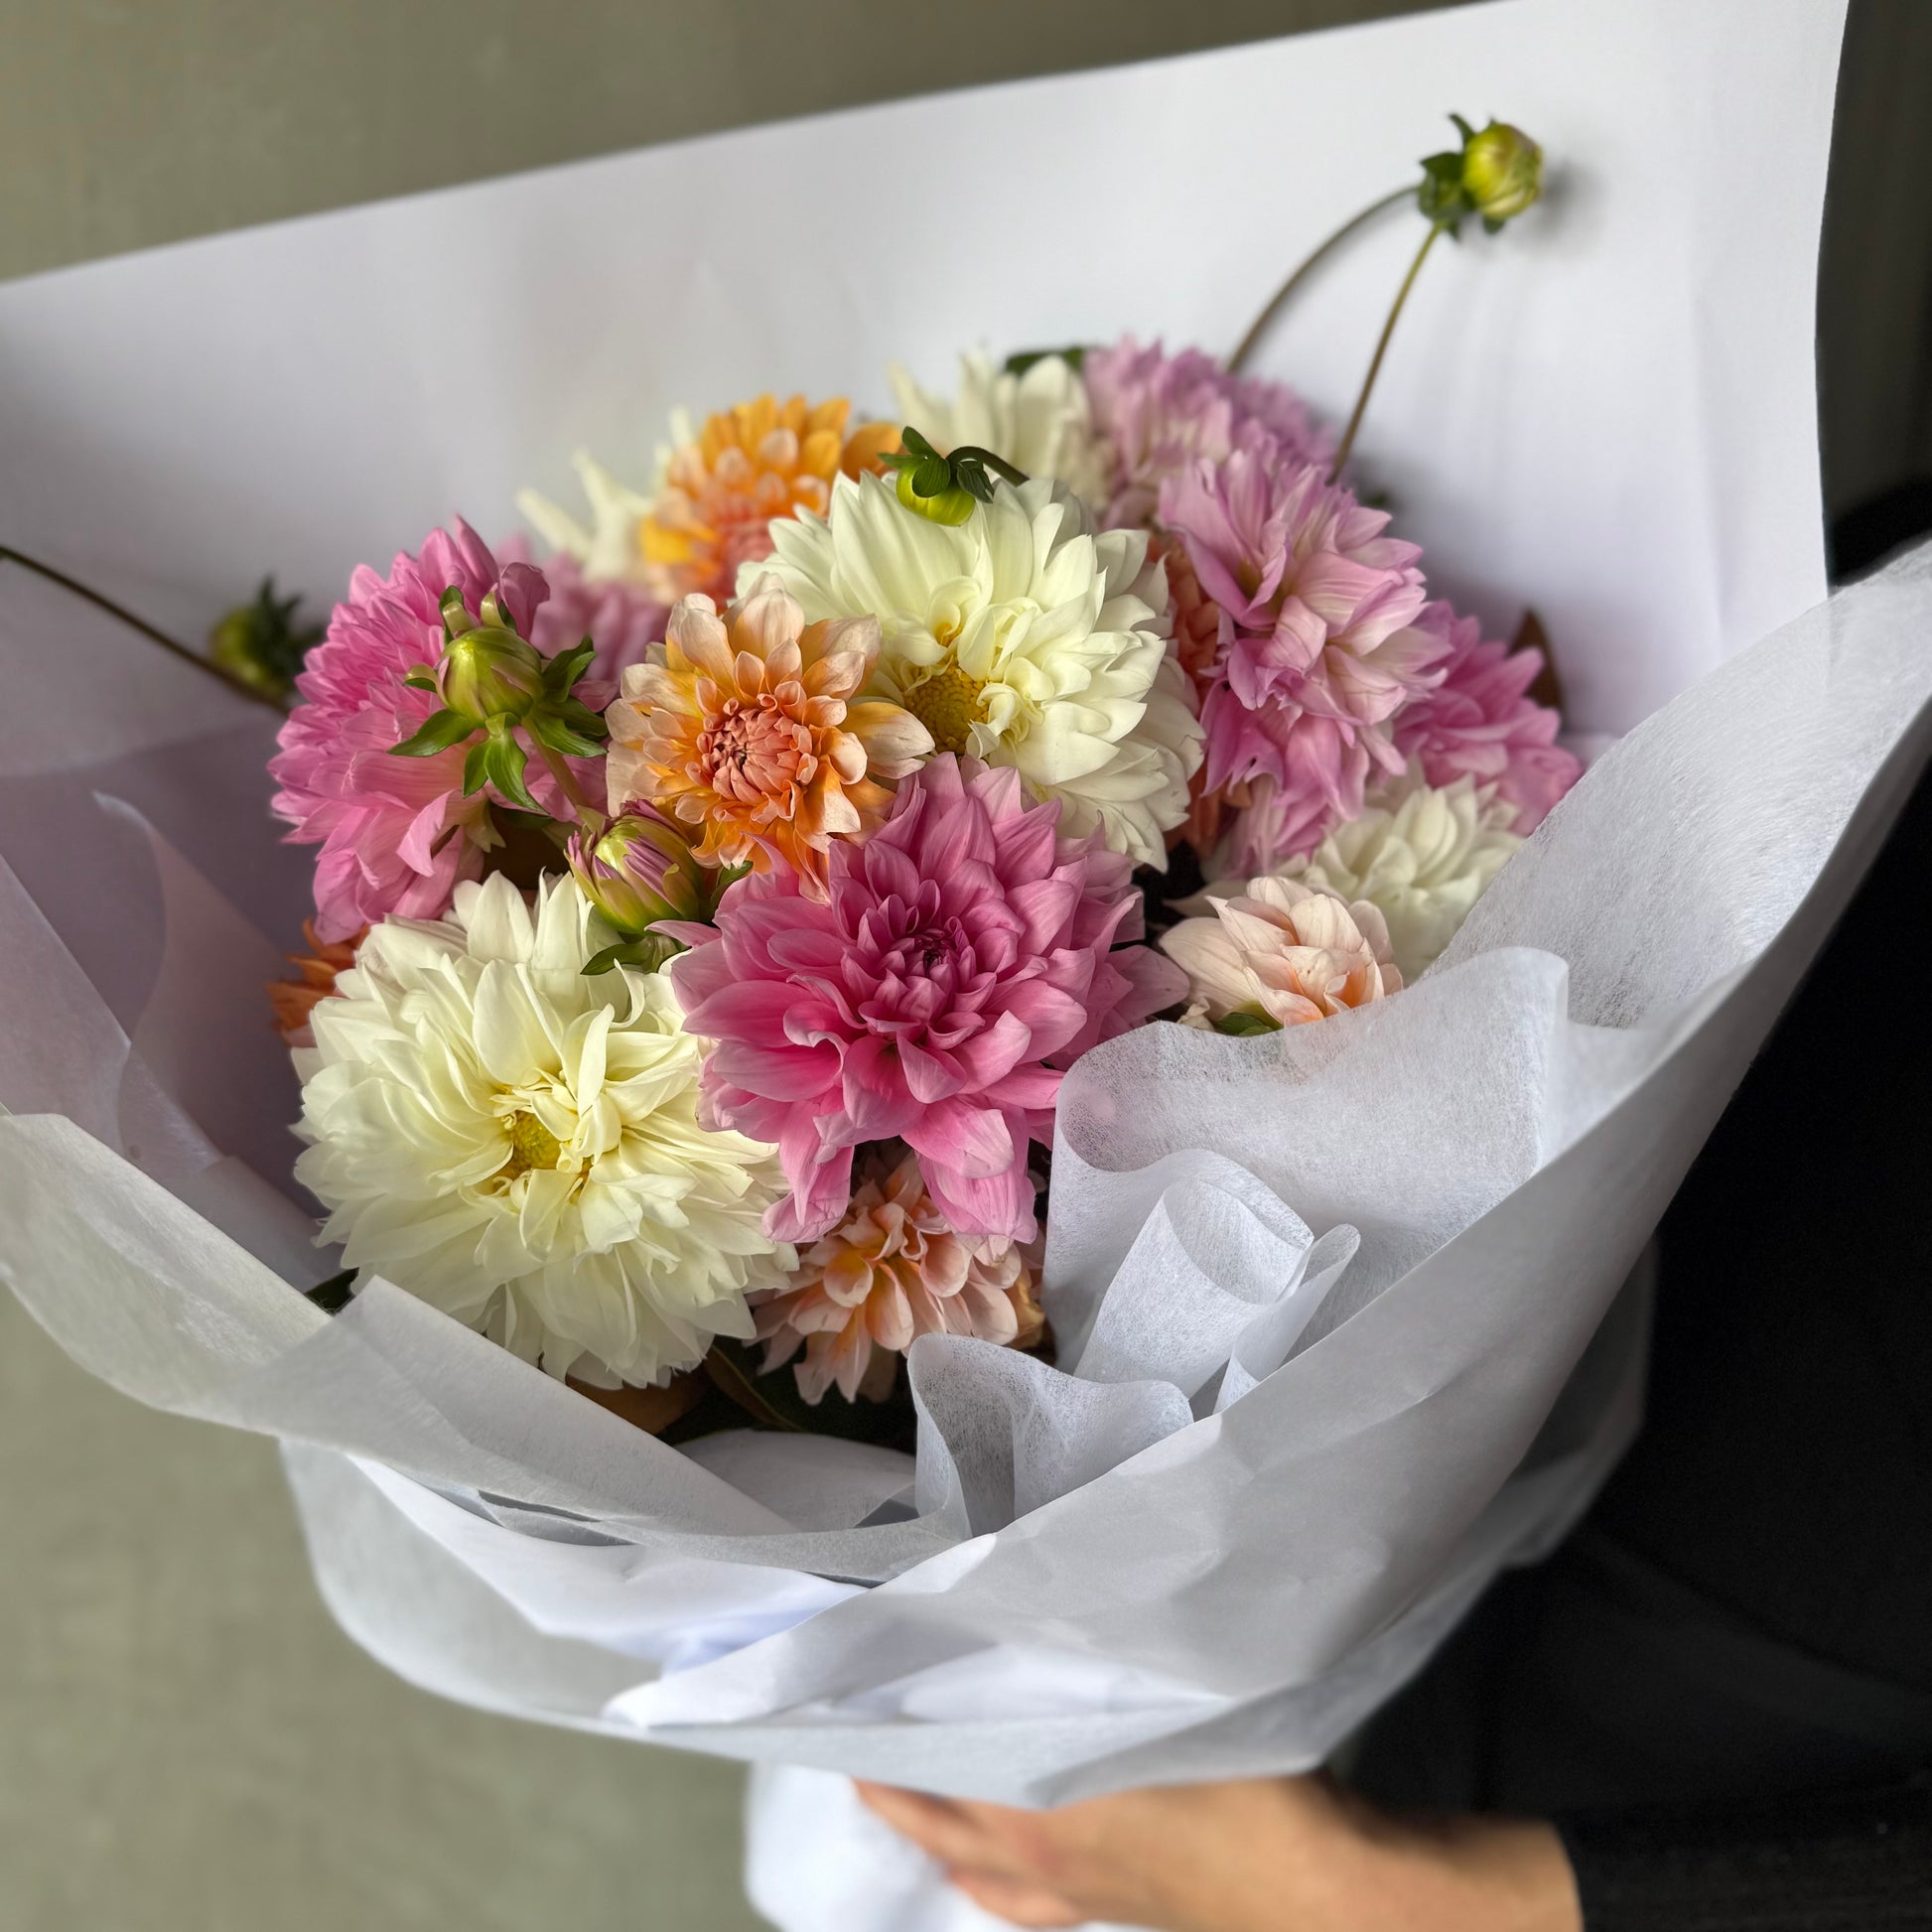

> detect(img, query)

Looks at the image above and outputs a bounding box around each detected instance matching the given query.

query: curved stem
[952,445,1030,486]
[1328,219,1447,482]
[1226,186,1414,376]
[0,543,288,713]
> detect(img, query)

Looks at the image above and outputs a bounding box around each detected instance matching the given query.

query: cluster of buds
[1420,114,1544,235]
[568,803,740,976]
[389,582,607,811]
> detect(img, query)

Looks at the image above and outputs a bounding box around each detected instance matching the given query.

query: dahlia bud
[1460,119,1542,225]
[894,466,978,527]
[208,577,322,700]
[1420,113,1544,235]
[436,588,546,724]
[568,805,709,941]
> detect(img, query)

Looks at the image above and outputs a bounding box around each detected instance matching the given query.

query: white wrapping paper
[0,0,1887,1925]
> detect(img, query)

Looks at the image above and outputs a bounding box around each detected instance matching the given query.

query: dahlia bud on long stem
[1326,112,1545,480]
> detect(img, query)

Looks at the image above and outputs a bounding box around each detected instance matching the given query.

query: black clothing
[1353,717,1932,1921]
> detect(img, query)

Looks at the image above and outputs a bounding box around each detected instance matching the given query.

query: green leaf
[899,425,938,459]
[1214,1010,1284,1037]
[911,456,952,499]
[390,707,477,758]
[400,664,440,692]
[462,738,491,795]
[959,464,996,504]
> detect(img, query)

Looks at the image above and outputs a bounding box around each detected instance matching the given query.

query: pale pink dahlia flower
[670,755,1187,1246]
[753,1147,1042,1404]
[272,522,591,943]
[1161,875,1402,1031]
[1393,605,1581,833]
[1163,450,1445,865]
[1083,338,1334,531]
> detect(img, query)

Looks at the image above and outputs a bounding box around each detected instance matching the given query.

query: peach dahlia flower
[642,394,898,605]
[754,1148,1043,1404]
[1160,874,1402,1031]
[605,577,932,898]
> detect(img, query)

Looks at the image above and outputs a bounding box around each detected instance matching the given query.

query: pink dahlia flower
[1083,337,1334,531]
[511,544,667,686]
[1393,606,1581,833]
[670,755,1187,1246]
[1163,451,1444,863]
[754,1146,1043,1404]
[272,521,588,943]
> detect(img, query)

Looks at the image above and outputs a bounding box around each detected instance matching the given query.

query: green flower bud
[207,577,322,701]
[1460,118,1542,225]
[437,588,545,724]
[895,465,979,527]
[1420,114,1545,236]
[567,805,710,939]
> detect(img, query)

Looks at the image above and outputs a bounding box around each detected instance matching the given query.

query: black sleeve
[1558,1773,1932,1930]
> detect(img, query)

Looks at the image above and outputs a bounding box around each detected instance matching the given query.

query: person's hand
[856,1772,1582,1932]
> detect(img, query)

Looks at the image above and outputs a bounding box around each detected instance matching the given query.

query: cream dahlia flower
[293,872,791,1389]
[516,452,657,588]
[1255,773,1521,983]
[1160,875,1401,1031]
[890,350,1114,508]
[750,471,1202,866]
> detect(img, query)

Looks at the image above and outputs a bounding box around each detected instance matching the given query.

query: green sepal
[1214,1010,1284,1037]
[477,723,541,811]
[541,635,598,697]
[401,664,439,692]
[582,931,684,978]
[527,718,606,762]
[390,706,478,758]
[439,586,478,638]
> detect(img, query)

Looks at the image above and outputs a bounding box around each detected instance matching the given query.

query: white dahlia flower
[293,872,790,1389]
[515,451,655,587]
[749,471,1201,866]
[889,350,1116,509]
[1243,772,1522,982]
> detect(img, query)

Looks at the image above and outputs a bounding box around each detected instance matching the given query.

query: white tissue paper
[0,0,1899,1927]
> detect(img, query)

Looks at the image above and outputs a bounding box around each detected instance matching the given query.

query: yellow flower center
[904,664,986,757]
[498,1109,564,1180]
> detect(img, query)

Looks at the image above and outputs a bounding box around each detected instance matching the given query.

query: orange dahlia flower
[641,394,898,605]
[268,921,363,1046]
[605,577,932,898]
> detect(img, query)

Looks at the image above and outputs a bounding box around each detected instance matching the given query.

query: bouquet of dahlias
[267,240,1585,1435]
[0,4,1904,1926]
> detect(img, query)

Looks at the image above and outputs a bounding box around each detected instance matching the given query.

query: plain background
[2,3,1928,1928]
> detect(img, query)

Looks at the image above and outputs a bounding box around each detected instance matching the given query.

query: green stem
[0,543,288,713]
[951,445,1030,486]
[1328,219,1447,482]
[1226,186,1415,376]
[534,738,600,831]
